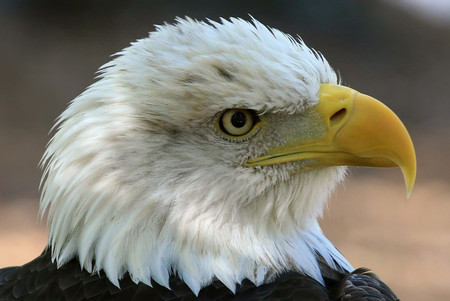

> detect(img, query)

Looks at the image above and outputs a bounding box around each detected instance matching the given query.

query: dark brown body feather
[0,250,398,301]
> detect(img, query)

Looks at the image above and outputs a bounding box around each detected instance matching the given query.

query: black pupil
[231,112,247,128]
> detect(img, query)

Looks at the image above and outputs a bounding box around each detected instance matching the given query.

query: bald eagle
[0,18,415,300]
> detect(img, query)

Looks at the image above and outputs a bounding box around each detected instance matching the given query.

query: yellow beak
[245,84,416,197]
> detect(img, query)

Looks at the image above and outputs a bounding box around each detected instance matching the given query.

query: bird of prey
[0,17,416,300]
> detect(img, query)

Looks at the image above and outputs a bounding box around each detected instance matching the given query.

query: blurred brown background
[1,1,449,300]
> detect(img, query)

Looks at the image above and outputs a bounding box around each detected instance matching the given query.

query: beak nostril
[330,108,347,127]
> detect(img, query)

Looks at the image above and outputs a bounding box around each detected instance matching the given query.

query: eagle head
[39,17,416,294]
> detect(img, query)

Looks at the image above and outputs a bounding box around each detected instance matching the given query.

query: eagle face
[40,18,415,294]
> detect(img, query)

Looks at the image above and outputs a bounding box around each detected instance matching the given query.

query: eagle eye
[219,109,258,137]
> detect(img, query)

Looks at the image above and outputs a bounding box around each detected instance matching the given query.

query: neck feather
[41,165,351,294]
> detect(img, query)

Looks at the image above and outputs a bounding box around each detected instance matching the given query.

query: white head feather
[40,17,352,294]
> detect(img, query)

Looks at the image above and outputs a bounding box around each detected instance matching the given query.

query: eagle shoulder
[330,268,399,301]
